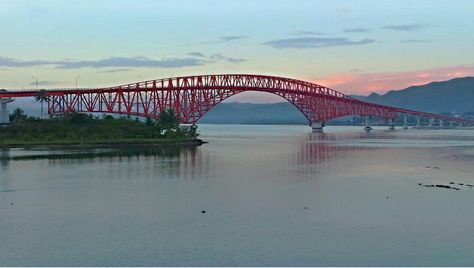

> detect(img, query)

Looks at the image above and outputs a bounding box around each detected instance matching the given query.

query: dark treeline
[1,108,198,146]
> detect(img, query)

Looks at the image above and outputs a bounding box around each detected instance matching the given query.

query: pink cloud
[311,65,474,95]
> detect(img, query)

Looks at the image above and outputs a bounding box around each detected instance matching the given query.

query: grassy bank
[0,110,201,147]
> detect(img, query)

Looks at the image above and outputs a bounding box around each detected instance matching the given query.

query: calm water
[1,125,474,266]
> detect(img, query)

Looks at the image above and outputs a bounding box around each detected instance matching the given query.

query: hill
[362,77,474,114]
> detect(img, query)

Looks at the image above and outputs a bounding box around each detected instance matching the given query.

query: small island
[0,108,202,148]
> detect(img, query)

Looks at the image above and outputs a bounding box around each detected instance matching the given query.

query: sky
[0,0,473,102]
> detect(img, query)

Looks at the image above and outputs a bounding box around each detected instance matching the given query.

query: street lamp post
[75,75,81,89]
[31,76,38,90]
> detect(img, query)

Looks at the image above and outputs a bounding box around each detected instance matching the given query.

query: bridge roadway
[0,74,472,130]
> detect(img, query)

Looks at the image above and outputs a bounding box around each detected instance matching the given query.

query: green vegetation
[35,89,51,119]
[0,109,200,147]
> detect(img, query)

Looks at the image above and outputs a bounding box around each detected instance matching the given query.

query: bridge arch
[46,74,399,125]
[193,90,313,124]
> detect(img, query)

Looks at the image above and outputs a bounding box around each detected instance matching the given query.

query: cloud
[344,28,372,33]
[194,35,246,45]
[0,56,204,69]
[187,52,245,63]
[0,54,245,70]
[187,52,206,57]
[312,65,474,94]
[29,80,57,86]
[56,57,204,69]
[382,24,428,31]
[290,31,325,36]
[0,57,56,67]
[97,68,134,73]
[210,54,245,63]
[400,39,432,43]
[334,7,351,13]
[263,37,375,49]
[220,36,245,42]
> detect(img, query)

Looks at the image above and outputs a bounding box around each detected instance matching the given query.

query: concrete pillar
[416,116,421,129]
[439,119,444,128]
[0,98,14,124]
[388,118,395,130]
[449,121,454,128]
[311,121,324,132]
[364,116,372,131]
[403,115,408,129]
[428,118,434,127]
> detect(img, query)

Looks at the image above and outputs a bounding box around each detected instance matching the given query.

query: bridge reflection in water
[0,130,395,184]
[1,127,459,187]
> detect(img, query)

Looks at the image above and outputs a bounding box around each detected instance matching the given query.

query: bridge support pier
[439,119,444,129]
[428,118,434,127]
[403,115,408,130]
[388,119,395,130]
[364,116,372,131]
[311,121,324,132]
[0,98,14,124]
[415,116,421,129]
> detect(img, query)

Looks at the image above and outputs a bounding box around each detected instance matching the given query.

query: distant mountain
[362,77,474,114]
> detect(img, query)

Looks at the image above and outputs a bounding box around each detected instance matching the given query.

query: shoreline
[0,138,206,149]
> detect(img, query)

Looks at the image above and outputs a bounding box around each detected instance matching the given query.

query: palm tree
[34,89,50,119]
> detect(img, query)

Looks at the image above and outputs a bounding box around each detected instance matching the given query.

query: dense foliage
[0,109,198,145]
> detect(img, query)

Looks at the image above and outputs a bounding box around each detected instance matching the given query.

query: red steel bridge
[0,74,471,129]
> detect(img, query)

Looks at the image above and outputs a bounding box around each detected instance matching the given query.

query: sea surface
[1,125,474,266]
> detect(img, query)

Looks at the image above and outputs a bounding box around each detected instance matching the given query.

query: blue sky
[0,0,473,100]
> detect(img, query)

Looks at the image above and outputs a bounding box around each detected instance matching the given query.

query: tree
[145,117,154,126]
[158,109,178,128]
[34,89,51,119]
[9,108,27,122]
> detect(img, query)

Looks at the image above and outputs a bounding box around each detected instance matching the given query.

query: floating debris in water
[304,206,308,210]
[419,178,474,191]
[201,210,206,214]
[419,183,460,190]
[424,166,440,169]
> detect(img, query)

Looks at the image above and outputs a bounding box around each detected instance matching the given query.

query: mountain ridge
[362,76,474,113]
